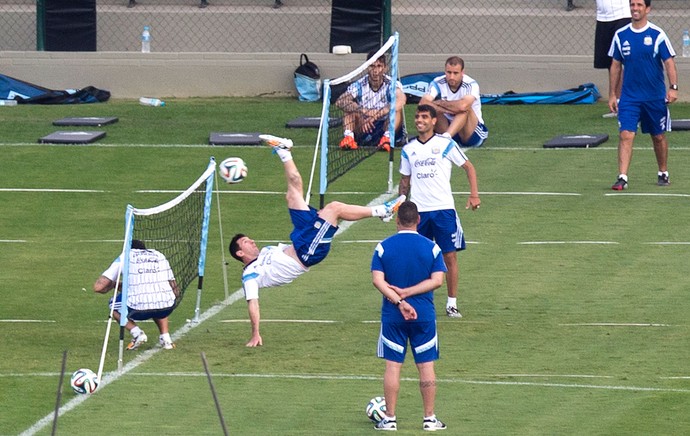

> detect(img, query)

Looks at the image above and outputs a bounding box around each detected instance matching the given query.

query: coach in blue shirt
[370,200,448,431]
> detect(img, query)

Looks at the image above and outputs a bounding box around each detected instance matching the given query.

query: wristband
[396,299,404,306]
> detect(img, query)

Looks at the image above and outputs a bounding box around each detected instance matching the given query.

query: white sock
[447,297,457,308]
[343,130,354,137]
[275,148,293,163]
[160,333,171,343]
[131,326,143,338]
[658,171,668,177]
[618,174,628,182]
[371,204,388,217]
[424,415,437,421]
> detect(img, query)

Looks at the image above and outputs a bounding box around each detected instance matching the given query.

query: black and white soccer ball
[219,157,248,184]
[70,368,99,394]
[366,396,387,423]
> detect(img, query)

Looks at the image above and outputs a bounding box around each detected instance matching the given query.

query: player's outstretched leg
[259,134,293,150]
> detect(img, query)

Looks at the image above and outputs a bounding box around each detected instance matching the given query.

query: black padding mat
[53,117,119,126]
[209,132,262,145]
[286,116,342,128]
[543,133,608,148]
[671,119,690,131]
[39,131,106,144]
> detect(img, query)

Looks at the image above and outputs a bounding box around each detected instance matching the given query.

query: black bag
[295,53,320,79]
[294,54,322,102]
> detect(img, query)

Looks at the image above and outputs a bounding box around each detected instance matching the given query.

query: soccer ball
[366,396,387,423]
[219,157,248,184]
[70,368,99,394]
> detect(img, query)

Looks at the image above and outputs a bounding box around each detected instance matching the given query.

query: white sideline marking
[605,193,690,198]
[0,188,106,193]
[0,319,55,323]
[473,191,581,196]
[220,319,338,323]
[21,193,397,435]
[10,371,690,393]
[0,239,27,243]
[643,242,690,245]
[518,241,619,245]
[559,323,672,327]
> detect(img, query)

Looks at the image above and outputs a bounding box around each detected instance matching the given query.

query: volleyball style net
[307,33,402,207]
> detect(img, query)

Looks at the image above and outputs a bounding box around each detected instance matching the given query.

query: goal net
[309,32,403,207]
[119,157,215,324]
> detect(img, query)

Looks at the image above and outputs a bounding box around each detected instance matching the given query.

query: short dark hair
[229,233,246,262]
[445,56,464,70]
[397,201,419,227]
[131,239,146,250]
[367,49,386,65]
[416,104,437,118]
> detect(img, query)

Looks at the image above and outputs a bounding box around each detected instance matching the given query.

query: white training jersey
[102,248,176,311]
[596,0,631,22]
[399,134,469,212]
[426,73,484,124]
[345,75,402,110]
[241,244,309,301]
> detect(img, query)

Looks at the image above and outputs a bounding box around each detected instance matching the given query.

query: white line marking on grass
[138,190,286,195]
[489,374,613,379]
[473,191,581,196]
[605,193,690,198]
[643,242,690,245]
[0,319,55,323]
[518,241,619,245]
[559,323,672,327]
[0,239,27,243]
[119,372,690,394]
[219,319,338,323]
[0,188,106,193]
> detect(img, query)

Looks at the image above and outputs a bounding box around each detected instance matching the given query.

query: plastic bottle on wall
[139,97,165,107]
[683,30,690,57]
[141,26,151,53]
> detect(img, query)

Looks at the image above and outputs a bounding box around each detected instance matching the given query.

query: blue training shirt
[609,22,675,102]
[371,230,447,323]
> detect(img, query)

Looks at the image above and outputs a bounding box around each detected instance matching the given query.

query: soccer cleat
[339,135,359,150]
[126,332,147,350]
[381,195,406,222]
[602,111,617,119]
[160,338,176,350]
[611,177,627,191]
[378,135,391,152]
[423,417,447,431]
[446,306,462,318]
[657,173,670,186]
[374,417,397,431]
[259,134,293,150]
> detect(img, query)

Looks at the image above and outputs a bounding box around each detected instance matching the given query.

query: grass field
[1,98,690,435]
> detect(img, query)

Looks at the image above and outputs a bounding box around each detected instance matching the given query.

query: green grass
[1,98,690,435]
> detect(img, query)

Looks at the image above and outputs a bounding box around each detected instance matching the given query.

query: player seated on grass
[93,239,180,350]
[419,56,488,148]
[335,50,407,152]
[229,134,406,347]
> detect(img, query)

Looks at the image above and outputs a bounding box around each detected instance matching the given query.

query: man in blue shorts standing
[608,0,678,190]
[399,104,480,318]
[371,200,447,431]
[230,134,405,347]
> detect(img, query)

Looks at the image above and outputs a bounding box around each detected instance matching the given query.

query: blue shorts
[452,122,488,148]
[289,206,338,267]
[618,99,671,136]
[109,294,174,321]
[377,320,439,364]
[418,209,466,253]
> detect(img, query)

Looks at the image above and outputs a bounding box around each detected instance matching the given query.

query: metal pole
[36,0,45,51]
[382,0,392,42]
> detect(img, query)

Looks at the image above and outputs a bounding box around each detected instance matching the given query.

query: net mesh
[120,159,215,320]
[317,33,401,196]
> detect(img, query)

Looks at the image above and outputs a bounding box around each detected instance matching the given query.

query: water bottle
[139,97,165,107]
[141,26,151,53]
[683,30,690,57]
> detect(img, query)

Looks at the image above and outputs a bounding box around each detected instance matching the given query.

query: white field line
[20,192,398,436]
[605,193,690,198]
[10,371,688,394]
[0,319,55,323]
[0,188,106,193]
[518,241,619,245]
[0,239,27,243]
[559,323,673,327]
[220,319,338,323]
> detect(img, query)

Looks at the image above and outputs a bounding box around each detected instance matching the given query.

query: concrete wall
[0,51,687,101]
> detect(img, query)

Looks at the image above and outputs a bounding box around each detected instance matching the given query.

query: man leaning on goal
[229,134,405,347]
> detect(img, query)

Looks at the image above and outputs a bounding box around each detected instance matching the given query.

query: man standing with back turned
[608,0,677,190]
